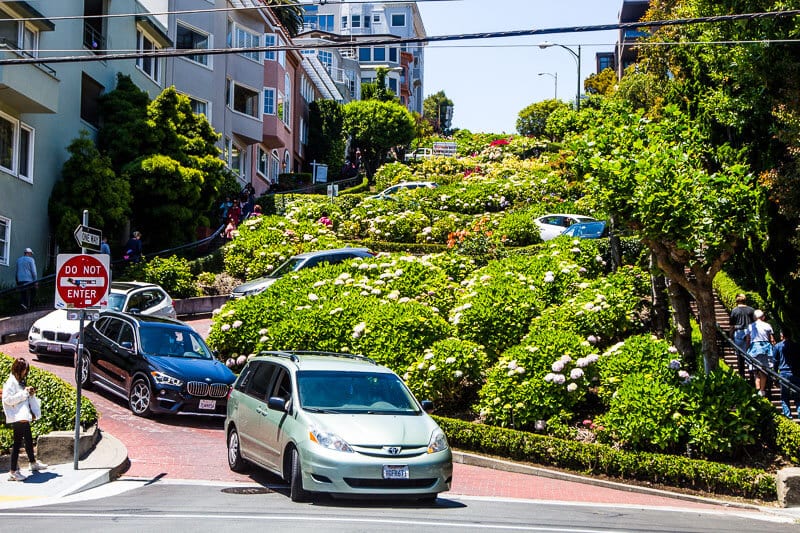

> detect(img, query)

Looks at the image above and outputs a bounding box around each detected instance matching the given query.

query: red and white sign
[55,254,110,309]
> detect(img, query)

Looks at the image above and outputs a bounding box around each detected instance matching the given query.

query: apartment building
[595,0,651,78]
[0,0,169,286]
[300,1,426,114]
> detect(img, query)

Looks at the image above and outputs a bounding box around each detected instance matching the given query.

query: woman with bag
[2,357,47,481]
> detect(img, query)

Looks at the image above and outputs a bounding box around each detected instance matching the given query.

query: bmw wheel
[289,448,311,503]
[129,377,153,417]
[227,428,248,473]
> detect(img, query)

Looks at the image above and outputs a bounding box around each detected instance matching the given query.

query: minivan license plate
[199,399,216,410]
[382,465,409,480]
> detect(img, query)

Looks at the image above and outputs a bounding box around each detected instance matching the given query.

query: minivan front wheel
[289,448,311,503]
[129,378,153,417]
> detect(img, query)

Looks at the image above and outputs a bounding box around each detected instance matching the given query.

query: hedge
[434,416,776,500]
[775,415,800,464]
[713,271,765,312]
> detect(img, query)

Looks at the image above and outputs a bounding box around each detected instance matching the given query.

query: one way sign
[73,225,102,252]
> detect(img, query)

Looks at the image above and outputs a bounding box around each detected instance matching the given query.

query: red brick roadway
[1,318,738,511]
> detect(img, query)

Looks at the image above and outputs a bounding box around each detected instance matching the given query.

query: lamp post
[538,42,581,110]
[537,72,557,100]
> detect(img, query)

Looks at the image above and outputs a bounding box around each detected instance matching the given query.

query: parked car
[534,214,598,241]
[367,181,438,200]
[560,220,608,239]
[28,281,175,360]
[77,311,236,417]
[225,351,453,502]
[230,247,376,299]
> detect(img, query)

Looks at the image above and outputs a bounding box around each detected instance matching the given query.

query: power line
[1,9,799,66]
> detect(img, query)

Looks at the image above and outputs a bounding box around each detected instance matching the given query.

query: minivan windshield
[297,371,421,414]
[270,257,305,278]
[139,326,214,359]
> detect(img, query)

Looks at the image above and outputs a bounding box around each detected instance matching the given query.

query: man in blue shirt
[774,331,800,419]
[15,247,37,310]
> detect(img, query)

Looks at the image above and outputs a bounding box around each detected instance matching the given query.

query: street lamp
[537,72,557,100]
[538,42,581,110]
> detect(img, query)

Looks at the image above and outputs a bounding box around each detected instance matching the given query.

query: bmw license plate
[382,465,409,480]
[47,343,61,353]
[198,399,216,410]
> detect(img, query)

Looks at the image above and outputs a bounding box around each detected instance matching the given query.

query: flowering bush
[594,335,677,404]
[373,161,414,192]
[404,338,487,412]
[446,215,508,265]
[364,209,431,243]
[496,206,544,246]
[132,255,198,298]
[476,327,595,429]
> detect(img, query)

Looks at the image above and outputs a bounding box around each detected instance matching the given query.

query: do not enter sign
[55,254,110,309]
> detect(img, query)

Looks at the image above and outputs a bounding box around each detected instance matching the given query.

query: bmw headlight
[150,371,183,387]
[309,426,353,453]
[30,326,40,335]
[427,430,449,454]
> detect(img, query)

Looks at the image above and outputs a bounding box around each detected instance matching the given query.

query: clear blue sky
[417,0,625,134]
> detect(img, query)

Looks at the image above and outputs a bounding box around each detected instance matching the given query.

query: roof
[252,351,392,373]
[302,55,345,102]
[99,310,183,327]
[110,281,159,293]
[292,247,373,259]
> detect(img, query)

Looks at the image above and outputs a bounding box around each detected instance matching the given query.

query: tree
[49,132,132,251]
[307,99,346,178]
[343,99,416,181]
[516,99,569,138]
[123,88,234,250]
[571,102,767,373]
[423,91,454,134]
[361,67,396,103]
[262,0,304,37]
[97,73,150,173]
[584,67,618,96]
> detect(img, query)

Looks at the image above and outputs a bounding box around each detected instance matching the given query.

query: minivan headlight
[151,371,183,387]
[428,430,449,454]
[309,427,353,453]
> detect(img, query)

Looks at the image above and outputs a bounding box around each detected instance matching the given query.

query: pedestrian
[124,231,143,263]
[729,293,755,354]
[774,331,800,419]
[745,309,776,397]
[246,204,262,220]
[223,216,237,240]
[100,236,111,257]
[229,199,242,227]
[15,247,37,311]
[317,211,332,228]
[2,357,48,481]
[219,196,233,225]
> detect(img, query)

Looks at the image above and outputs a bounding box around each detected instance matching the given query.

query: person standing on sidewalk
[2,357,47,481]
[729,293,755,354]
[14,247,37,311]
[745,309,776,397]
[774,331,800,419]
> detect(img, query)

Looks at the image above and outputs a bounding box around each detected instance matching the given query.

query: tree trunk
[694,287,720,373]
[668,280,694,367]
[650,258,669,338]
[609,215,622,272]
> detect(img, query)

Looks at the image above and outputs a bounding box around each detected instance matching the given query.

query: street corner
[0,463,113,509]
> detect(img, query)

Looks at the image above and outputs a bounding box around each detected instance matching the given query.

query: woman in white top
[2,357,47,481]
[746,310,776,397]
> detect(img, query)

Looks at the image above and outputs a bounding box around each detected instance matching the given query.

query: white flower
[445,357,456,364]
[429,364,437,372]
[221,324,231,332]
[424,351,435,360]
[544,373,555,382]
[567,383,578,392]
[308,293,319,302]
[543,272,555,283]
[507,360,518,370]
[454,370,464,378]
[551,360,565,372]
[259,328,268,335]
[678,370,690,380]
[570,368,584,380]
[387,290,400,300]
[515,366,525,374]
[259,336,268,343]
[669,359,681,370]
[313,280,326,288]
[232,320,243,328]
[329,307,343,315]
[668,346,679,354]
[553,373,566,384]
[586,335,598,344]
[352,322,367,338]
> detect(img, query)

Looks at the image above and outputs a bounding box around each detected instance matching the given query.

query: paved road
[0,318,781,515]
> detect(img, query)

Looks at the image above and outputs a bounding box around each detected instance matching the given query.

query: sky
[417,0,626,134]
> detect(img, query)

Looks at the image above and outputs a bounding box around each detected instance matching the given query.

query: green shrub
[0,354,98,452]
[373,161,414,191]
[404,338,487,412]
[138,255,198,298]
[496,207,544,246]
[595,334,676,404]
[774,414,800,464]
[476,328,595,429]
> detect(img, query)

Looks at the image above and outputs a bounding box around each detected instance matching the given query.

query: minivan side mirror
[420,400,435,414]
[120,341,134,351]
[268,396,288,412]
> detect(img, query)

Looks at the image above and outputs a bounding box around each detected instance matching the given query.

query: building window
[263,87,276,115]
[319,50,332,69]
[264,33,275,61]
[0,19,39,58]
[176,23,210,66]
[277,35,286,67]
[319,14,334,32]
[271,150,280,183]
[228,80,260,118]
[80,73,104,127]
[352,15,361,28]
[364,16,370,29]
[187,96,209,119]
[136,30,161,83]
[257,146,268,177]
[282,73,291,127]
[0,111,33,183]
[359,47,370,62]
[0,216,9,266]
[389,77,397,93]
[225,137,244,177]
[389,47,397,63]
[283,150,291,173]
[391,13,406,27]
[373,47,385,62]
[228,22,261,62]
[300,118,308,146]
[341,16,347,29]
[83,0,106,54]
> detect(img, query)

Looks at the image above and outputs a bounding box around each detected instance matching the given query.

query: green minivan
[225,351,453,502]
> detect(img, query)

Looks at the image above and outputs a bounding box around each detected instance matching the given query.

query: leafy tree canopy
[423,90,454,134]
[584,67,618,97]
[516,99,570,138]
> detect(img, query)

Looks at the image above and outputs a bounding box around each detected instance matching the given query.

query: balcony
[0,45,58,113]
[83,22,105,55]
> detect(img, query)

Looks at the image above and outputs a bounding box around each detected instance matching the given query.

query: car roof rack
[258,350,376,365]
